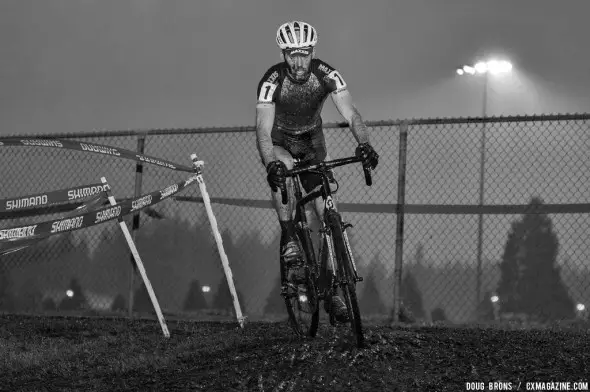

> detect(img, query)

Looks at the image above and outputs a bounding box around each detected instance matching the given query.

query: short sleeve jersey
[256,59,347,135]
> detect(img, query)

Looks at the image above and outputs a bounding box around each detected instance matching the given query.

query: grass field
[1,313,588,391]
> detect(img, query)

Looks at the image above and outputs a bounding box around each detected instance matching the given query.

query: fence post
[392,121,408,323]
[127,133,146,318]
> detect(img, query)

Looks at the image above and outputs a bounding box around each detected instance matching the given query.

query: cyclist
[255,21,379,323]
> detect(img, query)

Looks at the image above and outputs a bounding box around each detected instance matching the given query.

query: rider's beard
[290,66,310,80]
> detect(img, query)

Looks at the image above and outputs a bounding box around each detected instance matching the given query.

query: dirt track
[0,314,588,391]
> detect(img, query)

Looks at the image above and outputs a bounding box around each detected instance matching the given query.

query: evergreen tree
[0,264,13,311]
[183,279,208,311]
[359,262,387,315]
[133,282,153,313]
[431,306,448,322]
[111,294,126,312]
[263,278,286,315]
[60,277,88,311]
[400,270,425,319]
[212,275,245,316]
[476,290,496,321]
[42,297,57,311]
[497,197,575,321]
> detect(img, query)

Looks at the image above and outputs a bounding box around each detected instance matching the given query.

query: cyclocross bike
[278,155,373,348]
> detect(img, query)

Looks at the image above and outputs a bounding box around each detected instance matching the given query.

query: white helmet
[276,21,318,50]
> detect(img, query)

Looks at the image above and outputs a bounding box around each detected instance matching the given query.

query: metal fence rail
[0,113,588,324]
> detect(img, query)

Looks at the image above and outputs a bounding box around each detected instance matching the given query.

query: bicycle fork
[318,214,363,295]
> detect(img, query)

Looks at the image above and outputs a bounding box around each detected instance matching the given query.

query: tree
[212,275,245,316]
[183,279,208,311]
[132,282,153,313]
[359,262,386,315]
[263,278,286,316]
[60,277,88,311]
[42,297,57,311]
[496,197,575,321]
[400,270,425,320]
[431,306,448,322]
[111,294,126,312]
[0,265,13,311]
[476,290,496,322]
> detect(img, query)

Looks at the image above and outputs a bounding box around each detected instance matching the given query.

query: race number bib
[328,70,346,90]
[258,82,278,103]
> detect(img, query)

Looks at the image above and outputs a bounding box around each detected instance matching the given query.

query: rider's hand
[355,143,379,170]
[266,160,287,192]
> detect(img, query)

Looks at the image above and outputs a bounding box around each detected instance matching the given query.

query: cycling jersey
[257,58,345,193]
[256,58,348,135]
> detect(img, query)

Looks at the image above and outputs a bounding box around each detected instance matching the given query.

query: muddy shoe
[281,239,302,262]
[281,240,305,283]
[324,295,350,323]
[288,263,307,284]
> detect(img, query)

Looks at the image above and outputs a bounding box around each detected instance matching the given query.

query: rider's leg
[269,146,303,265]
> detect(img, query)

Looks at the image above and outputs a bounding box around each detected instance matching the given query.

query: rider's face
[283,48,313,81]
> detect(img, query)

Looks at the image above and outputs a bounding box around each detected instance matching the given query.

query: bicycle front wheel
[283,233,320,338]
[326,211,365,348]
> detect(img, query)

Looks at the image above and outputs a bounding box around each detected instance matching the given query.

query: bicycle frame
[288,157,364,300]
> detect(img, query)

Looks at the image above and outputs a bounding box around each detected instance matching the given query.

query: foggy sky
[2,0,590,136]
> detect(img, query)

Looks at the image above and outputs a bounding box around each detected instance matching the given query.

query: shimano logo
[50,216,84,234]
[160,185,178,199]
[94,206,122,224]
[131,195,152,212]
[80,143,120,156]
[6,195,48,210]
[0,225,37,240]
[68,185,110,200]
[20,139,63,148]
[138,155,176,170]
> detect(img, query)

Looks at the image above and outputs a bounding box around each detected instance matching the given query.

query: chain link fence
[0,114,588,325]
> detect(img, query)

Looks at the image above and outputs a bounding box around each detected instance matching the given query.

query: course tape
[0,192,108,256]
[0,173,200,244]
[173,196,590,214]
[0,182,110,215]
[0,138,195,173]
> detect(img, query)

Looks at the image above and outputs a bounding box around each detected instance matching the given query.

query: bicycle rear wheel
[282,233,320,337]
[326,211,365,348]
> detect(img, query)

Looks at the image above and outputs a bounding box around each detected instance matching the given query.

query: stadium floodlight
[475,62,488,74]
[457,60,512,77]
[66,290,74,297]
[456,57,513,308]
[463,65,476,75]
[202,285,211,293]
[491,295,499,303]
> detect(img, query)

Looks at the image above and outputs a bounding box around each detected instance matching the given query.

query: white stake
[101,177,170,338]
[190,154,245,328]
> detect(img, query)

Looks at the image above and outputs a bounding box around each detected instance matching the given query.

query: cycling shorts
[271,125,335,194]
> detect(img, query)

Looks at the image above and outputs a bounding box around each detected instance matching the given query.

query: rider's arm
[331,89,370,145]
[256,103,277,166]
[256,67,280,166]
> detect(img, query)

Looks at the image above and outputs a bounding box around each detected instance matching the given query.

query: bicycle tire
[283,232,320,338]
[326,211,365,348]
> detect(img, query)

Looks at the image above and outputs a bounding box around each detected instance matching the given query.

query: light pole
[456,60,512,314]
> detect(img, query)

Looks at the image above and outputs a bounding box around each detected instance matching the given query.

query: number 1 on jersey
[258,82,278,103]
[328,70,346,90]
